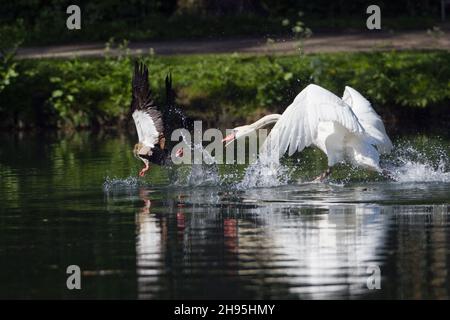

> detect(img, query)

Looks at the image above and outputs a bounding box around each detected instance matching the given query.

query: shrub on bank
[0,50,449,129]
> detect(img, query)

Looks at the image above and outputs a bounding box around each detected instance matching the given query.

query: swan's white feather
[258,84,394,171]
[342,86,393,154]
[264,84,365,159]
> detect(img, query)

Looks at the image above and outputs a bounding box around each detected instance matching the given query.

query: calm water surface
[0,132,449,299]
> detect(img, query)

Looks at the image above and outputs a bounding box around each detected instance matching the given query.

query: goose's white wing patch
[132,110,159,148]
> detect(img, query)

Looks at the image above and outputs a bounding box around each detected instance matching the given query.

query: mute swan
[131,62,184,177]
[222,84,393,181]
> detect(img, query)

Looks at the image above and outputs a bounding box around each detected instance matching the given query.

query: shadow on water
[0,132,449,299]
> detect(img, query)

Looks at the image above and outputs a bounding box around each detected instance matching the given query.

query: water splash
[236,158,291,189]
[384,142,450,183]
[186,141,220,186]
[187,164,220,186]
[390,160,450,183]
[103,176,140,192]
[170,129,221,187]
[237,138,450,188]
[103,138,450,191]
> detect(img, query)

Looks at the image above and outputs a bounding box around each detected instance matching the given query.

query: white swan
[222,84,393,180]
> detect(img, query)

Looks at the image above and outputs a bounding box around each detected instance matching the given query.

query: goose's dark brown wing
[161,73,189,147]
[131,61,164,147]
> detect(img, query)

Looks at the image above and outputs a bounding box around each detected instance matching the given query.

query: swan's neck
[248,114,281,130]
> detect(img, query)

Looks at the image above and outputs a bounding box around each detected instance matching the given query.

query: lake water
[0,132,449,299]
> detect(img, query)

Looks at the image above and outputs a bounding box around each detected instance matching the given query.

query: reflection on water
[125,184,449,299]
[0,132,449,299]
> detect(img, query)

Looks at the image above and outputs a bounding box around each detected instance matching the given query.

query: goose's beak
[222,132,236,147]
[139,162,150,177]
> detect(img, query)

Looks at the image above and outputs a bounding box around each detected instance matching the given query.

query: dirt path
[17,31,449,59]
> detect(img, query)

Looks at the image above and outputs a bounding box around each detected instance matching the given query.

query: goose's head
[222,125,254,147]
[134,142,184,177]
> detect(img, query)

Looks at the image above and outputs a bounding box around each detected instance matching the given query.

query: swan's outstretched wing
[342,86,392,154]
[262,84,365,159]
[131,62,164,148]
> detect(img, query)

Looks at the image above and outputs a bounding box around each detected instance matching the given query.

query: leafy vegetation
[0,50,449,130]
[0,21,25,93]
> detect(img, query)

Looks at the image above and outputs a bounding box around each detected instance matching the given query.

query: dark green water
[0,132,449,299]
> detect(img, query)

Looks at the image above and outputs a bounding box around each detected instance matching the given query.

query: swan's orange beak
[222,132,235,144]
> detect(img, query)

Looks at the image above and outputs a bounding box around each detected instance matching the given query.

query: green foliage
[0,50,449,129]
[304,51,450,108]
[0,20,25,92]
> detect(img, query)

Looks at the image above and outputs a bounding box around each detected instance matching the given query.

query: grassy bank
[1,50,449,133]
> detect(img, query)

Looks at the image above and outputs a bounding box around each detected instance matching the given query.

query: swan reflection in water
[132,185,396,299]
